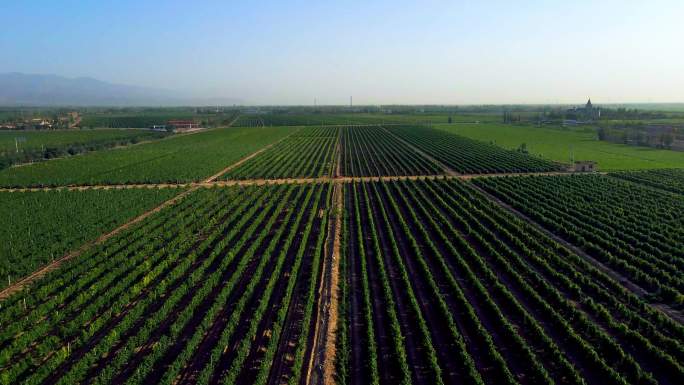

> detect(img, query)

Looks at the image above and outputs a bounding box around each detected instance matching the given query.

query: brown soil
[0,171,604,193]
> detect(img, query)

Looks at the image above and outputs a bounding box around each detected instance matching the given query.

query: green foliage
[610,169,684,194]
[0,129,168,169]
[476,174,684,304]
[0,187,179,289]
[340,126,443,176]
[391,125,561,173]
[0,126,296,187]
[221,126,337,179]
[437,122,684,170]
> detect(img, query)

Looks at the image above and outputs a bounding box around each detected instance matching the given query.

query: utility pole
[350,96,352,108]
[570,145,574,163]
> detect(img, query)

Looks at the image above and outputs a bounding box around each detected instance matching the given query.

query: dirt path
[469,182,684,324]
[0,171,603,192]
[306,182,343,385]
[379,125,460,176]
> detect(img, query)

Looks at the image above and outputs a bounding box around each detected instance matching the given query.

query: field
[475,175,684,304]
[233,113,457,127]
[609,169,684,194]
[0,121,682,385]
[390,125,561,173]
[0,129,168,169]
[0,188,180,289]
[0,184,332,385]
[0,126,296,187]
[79,111,238,129]
[339,178,683,385]
[436,123,684,170]
[340,126,442,177]
[221,126,337,179]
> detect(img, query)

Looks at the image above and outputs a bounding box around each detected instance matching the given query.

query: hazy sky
[2,0,683,105]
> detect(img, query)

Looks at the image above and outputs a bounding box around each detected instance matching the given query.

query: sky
[1,0,683,105]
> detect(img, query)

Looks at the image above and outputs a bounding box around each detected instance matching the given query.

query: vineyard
[0,129,169,169]
[0,122,682,385]
[475,175,684,304]
[610,169,684,195]
[339,126,442,177]
[0,184,332,385]
[339,178,683,385]
[221,126,338,179]
[0,188,179,289]
[0,126,296,187]
[390,125,562,173]
[233,114,452,127]
[79,113,238,129]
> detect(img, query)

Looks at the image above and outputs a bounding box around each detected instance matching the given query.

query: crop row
[389,125,562,173]
[609,169,684,195]
[221,126,337,179]
[339,125,442,177]
[0,129,168,170]
[0,187,180,290]
[79,113,236,129]
[0,126,296,187]
[475,175,684,304]
[338,178,683,385]
[0,183,332,385]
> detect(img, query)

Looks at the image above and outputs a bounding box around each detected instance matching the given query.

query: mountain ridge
[0,73,243,106]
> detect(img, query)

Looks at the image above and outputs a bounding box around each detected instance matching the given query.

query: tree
[597,127,607,140]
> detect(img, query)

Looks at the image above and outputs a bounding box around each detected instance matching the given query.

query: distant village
[0,111,80,130]
[503,99,684,152]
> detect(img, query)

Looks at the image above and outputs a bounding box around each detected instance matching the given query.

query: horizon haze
[2,0,683,105]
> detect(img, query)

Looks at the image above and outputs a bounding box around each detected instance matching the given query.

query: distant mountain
[0,73,243,106]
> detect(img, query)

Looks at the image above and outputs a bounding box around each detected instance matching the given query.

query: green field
[0,130,169,170]
[79,112,237,129]
[0,129,162,153]
[234,112,500,127]
[0,126,296,187]
[435,123,684,170]
[0,187,180,289]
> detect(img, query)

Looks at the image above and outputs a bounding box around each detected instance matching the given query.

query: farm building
[167,120,200,132]
[570,160,597,172]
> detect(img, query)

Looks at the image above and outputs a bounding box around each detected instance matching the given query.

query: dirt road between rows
[0,171,599,192]
[306,181,343,385]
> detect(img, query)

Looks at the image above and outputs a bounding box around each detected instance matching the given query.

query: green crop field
[0,187,180,289]
[220,126,338,179]
[390,125,561,173]
[233,113,498,127]
[0,129,163,153]
[610,169,684,194]
[0,129,169,169]
[436,123,684,170]
[0,119,681,385]
[0,126,296,187]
